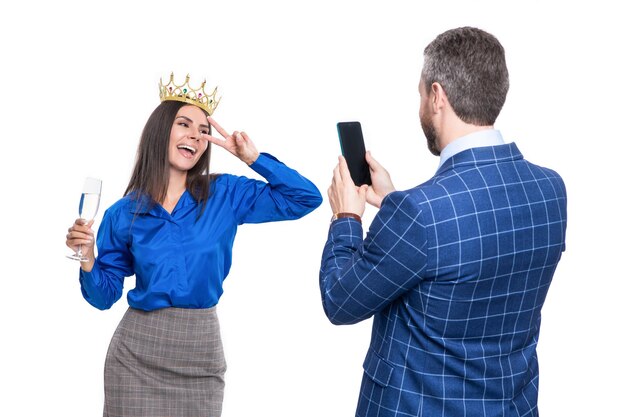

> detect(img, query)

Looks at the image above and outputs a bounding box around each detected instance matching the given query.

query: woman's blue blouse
[79,153,322,311]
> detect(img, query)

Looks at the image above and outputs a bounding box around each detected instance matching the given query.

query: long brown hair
[124,100,216,215]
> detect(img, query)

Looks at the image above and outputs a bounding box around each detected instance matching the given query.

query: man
[320,27,567,417]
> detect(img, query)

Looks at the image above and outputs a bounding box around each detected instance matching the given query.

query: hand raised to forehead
[201,116,259,166]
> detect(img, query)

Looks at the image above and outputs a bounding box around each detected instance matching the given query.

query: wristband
[331,212,362,223]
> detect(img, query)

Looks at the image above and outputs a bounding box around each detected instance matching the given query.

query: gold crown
[159,73,220,116]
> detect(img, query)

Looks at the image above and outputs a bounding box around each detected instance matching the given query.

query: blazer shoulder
[529,162,565,181]
[403,179,454,204]
[523,160,567,196]
[380,184,442,220]
[384,187,429,209]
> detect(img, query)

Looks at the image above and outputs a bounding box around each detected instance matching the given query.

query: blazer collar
[435,142,524,176]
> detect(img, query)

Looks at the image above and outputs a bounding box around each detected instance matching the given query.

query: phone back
[337,121,371,186]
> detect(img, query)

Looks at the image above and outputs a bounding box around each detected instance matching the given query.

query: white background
[1,1,624,416]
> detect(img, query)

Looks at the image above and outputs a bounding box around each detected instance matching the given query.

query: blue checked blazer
[320,143,567,417]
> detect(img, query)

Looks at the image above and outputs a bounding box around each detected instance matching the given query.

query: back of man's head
[422,27,509,126]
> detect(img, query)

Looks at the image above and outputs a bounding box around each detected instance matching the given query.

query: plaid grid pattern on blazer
[320,143,567,417]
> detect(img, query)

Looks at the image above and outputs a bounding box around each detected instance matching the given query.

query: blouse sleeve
[79,206,134,310]
[228,152,322,224]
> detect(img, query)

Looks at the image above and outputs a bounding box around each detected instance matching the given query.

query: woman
[65,75,322,416]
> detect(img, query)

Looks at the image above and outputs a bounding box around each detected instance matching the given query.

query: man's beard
[420,113,440,156]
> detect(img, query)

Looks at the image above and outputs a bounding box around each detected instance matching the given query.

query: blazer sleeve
[319,191,428,325]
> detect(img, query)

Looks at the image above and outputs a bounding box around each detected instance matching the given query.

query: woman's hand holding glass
[66,177,101,268]
[203,116,260,165]
[66,219,96,271]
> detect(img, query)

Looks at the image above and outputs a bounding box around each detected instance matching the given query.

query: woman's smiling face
[168,104,210,174]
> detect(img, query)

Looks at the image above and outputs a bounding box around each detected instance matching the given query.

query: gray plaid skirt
[103,307,227,417]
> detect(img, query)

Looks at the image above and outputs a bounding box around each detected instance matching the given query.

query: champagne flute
[67,177,102,262]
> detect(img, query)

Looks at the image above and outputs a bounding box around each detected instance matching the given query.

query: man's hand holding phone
[328,156,368,217]
[335,120,396,211]
[364,151,395,208]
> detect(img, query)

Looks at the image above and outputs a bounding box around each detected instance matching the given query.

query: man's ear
[430,82,447,114]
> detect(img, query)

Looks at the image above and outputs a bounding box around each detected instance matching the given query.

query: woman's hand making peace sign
[203,116,260,166]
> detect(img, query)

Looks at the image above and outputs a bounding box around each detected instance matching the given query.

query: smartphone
[337,121,371,186]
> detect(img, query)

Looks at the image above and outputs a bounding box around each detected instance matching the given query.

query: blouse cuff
[249,152,280,180]
[79,262,102,292]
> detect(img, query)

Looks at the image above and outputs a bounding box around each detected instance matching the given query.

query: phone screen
[337,121,372,186]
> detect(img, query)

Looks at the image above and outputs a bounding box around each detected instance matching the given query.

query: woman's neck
[162,170,187,213]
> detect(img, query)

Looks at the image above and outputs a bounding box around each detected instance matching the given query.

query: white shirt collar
[438,129,505,169]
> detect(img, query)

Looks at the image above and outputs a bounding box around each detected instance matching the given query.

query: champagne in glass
[67,177,102,262]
